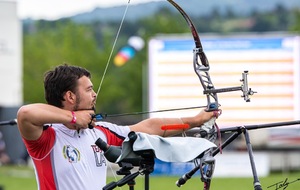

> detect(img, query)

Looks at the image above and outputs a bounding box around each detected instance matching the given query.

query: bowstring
[95,0,131,187]
[96,0,131,98]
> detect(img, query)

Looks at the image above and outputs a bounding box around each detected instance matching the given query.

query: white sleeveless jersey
[23,122,130,190]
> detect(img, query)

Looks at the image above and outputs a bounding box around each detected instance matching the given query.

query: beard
[73,95,80,111]
[91,105,96,112]
[73,93,96,112]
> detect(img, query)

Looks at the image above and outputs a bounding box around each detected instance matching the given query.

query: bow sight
[202,71,256,103]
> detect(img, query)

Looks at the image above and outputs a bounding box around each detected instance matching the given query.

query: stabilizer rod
[220,120,300,134]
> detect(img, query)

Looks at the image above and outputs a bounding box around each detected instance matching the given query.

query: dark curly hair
[44,64,91,108]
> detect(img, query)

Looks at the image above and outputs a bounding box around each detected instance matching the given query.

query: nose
[92,90,97,98]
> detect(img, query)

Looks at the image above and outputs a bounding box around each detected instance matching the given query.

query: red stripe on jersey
[23,126,56,190]
[94,125,125,146]
[32,154,56,190]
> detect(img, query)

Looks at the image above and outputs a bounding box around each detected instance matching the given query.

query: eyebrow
[86,85,93,90]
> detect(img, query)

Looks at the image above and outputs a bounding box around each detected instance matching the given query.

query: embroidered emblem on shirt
[63,145,81,163]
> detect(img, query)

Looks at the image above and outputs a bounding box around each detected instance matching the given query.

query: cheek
[83,92,94,100]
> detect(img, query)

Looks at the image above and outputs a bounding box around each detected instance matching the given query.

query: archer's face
[73,76,97,111]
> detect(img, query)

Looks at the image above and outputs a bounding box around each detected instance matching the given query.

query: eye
[87,86,94,91]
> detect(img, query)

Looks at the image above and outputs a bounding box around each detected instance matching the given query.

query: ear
[64,91,76,104]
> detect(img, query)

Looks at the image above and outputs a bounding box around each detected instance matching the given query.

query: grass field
[0,165,300,190]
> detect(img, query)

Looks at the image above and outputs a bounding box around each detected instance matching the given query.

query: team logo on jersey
[63,145,81,163]
[91,145,107,167]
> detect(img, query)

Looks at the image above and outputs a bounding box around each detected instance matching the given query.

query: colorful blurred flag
[114,36,145,67]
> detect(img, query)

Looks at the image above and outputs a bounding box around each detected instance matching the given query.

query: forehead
[77,76,93,88]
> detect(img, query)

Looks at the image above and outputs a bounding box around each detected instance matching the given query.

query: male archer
[17,64,218,190]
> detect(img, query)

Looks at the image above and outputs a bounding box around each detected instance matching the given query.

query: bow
[165,2,217,189]
[167,0,256,140]
[166,0,255,189]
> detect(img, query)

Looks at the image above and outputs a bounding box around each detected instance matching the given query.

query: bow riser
[194,49,218,111]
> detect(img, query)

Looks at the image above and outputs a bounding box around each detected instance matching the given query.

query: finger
[88,117,94,129]
[213,109,222,118]
[75,124,81,131]
[90,113,96,120]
